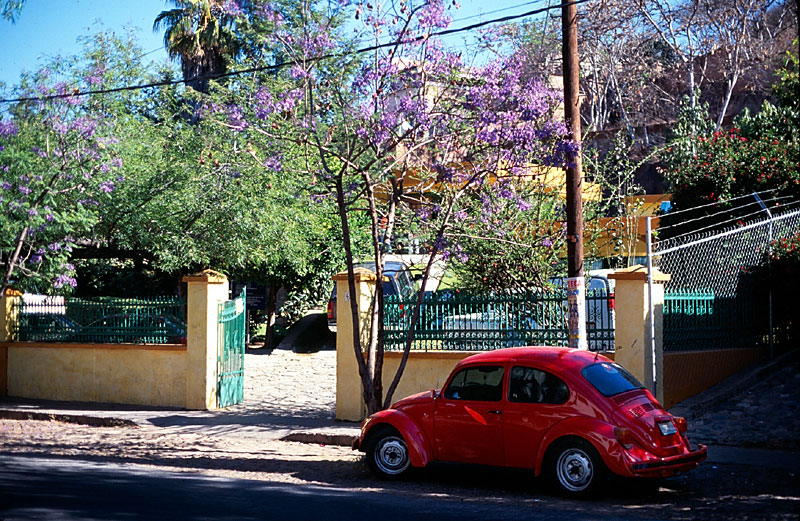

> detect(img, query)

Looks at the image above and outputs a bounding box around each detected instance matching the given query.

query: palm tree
[153,0,240,94]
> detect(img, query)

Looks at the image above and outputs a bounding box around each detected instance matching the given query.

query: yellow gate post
[182,270,229,410]
[0,289,21,397]
[334,267,377,421]
[608,265,670,403]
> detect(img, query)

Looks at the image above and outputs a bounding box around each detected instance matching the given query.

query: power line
[658,198,800,245]
[657,191,787,232]
[0,0,590,104]
[659,189,776,221]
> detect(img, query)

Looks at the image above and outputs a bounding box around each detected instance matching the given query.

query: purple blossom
[18,186,31,195]
[0,120,18,137]
[517,198,531,211]
[32,147,48,158]
[48,242,61,252]
[111,157,123,168]
[54,273,77,289]
[418,1,451,30]
[71,117,98,139]
[227,104,248,131]
[222,0,243,15]
[31,254,43,264]
[28,208,38,216]
[263,155,282,172]
[1,181,11,190]
[46,213,55,222]
[86,64,106,86]
[99,181,115,193]
[259,3,284,24]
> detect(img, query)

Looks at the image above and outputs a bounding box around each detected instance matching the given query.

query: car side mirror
[430,389,440,399]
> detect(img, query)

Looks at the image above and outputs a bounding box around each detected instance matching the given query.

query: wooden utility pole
[562,0,587,349]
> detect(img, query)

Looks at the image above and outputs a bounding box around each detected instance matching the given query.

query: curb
[280,431,358,447]
[0,409,138,428]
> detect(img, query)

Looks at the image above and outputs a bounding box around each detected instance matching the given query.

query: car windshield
[581,362,645,397]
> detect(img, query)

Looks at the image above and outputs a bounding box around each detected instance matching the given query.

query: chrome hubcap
[375,437,409,475]
[556,448,593,492]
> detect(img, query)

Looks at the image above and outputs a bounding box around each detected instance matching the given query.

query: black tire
[545,438,606,498]
[365,426,411,479]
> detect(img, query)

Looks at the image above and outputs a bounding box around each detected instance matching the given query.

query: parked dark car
[353,347,706,497]
[327,261,416,332]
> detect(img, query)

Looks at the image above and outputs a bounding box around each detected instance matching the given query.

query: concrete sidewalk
[0,347,360,446]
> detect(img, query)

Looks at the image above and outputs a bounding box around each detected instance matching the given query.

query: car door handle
[486,410,502,415]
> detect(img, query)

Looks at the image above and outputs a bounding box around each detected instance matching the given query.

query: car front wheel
[366,427,411,479]
[546,438,605,497]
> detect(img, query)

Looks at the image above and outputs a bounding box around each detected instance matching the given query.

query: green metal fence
[384,288,615,352]
[217,288,246,408]
[663,289,764,352]
[14,295,187,344]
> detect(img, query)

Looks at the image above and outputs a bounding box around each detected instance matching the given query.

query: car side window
[444,366,504,402]
[508,366,570,404]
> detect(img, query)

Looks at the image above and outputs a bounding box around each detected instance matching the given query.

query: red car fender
[535,416,629,478]
[361,409,434,468]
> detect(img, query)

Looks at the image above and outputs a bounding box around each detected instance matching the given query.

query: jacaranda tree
[0,75,125,297]
[207,0,578,414]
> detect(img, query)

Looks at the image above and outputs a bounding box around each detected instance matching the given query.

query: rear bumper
[629,444,707,477]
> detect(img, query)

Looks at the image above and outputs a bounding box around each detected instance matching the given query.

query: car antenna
[594,351,600,361]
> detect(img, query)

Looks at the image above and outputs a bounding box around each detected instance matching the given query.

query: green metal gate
[217,288,246,408]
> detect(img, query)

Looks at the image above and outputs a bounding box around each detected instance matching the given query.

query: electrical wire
[658,188,776,220]
[658,198,800,244]
[657,192,790,232]
[0,0,590,104]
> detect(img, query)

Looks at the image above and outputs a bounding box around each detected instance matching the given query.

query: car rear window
[581,362,644,397]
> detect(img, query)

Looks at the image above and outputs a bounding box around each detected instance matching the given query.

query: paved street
[1,346,800,520]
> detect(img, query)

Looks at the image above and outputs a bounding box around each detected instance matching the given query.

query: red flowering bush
[666,126,799,212]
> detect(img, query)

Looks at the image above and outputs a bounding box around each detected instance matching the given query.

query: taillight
[327,301,334,320]
[608,292,615,311]
[674,416,688,435]
[399,303,405,318]
[614,427,636,449]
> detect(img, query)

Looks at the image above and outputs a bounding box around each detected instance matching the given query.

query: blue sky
[0,0,545,89]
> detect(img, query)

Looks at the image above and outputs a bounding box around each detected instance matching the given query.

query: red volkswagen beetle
[353,347,707,496]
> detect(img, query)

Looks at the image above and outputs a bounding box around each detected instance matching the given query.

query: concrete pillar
[608,265,670,403]
[334,267,377,421]
[0,289,21,397]
[182,270,229,410]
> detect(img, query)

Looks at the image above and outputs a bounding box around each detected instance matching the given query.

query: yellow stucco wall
[381,351,472,406]
[6,344,188,407]
[663,348,765,409]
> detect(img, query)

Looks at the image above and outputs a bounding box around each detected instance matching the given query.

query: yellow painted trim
[332,267,378,282]
[182,269,228,284]
[381,351,484,361]
[608,265,671,282]
[0,342,187,351]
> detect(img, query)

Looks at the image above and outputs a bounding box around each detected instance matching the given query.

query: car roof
[454,347,609,374]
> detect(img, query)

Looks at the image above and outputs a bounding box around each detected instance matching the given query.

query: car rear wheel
[365,427,411,479]
[546,438,605,498]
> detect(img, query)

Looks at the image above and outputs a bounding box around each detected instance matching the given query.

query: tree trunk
[263,283,278,349]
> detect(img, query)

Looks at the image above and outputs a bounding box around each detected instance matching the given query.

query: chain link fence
[655,206,800,352]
